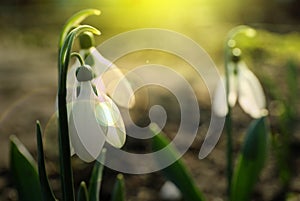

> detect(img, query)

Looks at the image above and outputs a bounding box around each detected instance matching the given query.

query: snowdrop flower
[53,33,133,162]
[68,65,126,162]
[213,50,267,118]
[67,32,135,109]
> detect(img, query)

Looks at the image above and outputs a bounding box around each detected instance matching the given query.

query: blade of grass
[150,125,206,201]
[88,149,106,201]
[78,181,89,201]
[111,174,125,201]
[36,121,57,201]
[10,135,42,201]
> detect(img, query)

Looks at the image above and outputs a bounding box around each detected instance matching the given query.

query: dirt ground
[1,2,300,201]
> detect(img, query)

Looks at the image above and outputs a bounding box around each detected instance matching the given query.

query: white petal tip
[248,108,269,119]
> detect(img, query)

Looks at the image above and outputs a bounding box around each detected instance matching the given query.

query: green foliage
[36,121,57,201]
[59,9,101,48]
[8,11,286,201]
[88,150,106,201]
[111,174,126,201]
[151,125,205,201]
[231,117,269,201]
[57,15,100,201]
[259,58,298,191]
[10,135,42,201]
[78,182,89,201]
[278,60,298,184]
[10,10,105,201]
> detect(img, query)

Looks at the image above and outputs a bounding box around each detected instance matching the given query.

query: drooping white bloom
[213,60,267,118]
[68,65,126,162]
[54,47,134,161]
[67,47,135,109]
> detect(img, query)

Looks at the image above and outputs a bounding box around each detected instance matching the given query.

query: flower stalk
[224,34,234,196]
[223,25,257,196]
[57,25,100,201]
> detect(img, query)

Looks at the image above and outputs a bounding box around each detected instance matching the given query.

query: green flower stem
[58,9,101,48]
[58,25,100,201]
[224,25,255,196]
[224,42,233,196]
[71,52,85,66]
[225,122,232,194]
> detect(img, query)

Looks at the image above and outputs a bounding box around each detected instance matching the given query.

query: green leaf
[231,117,269,201]
[111,174,125,201]
[150,124,206,201]
[36,121,57,201]
[59,9,101,48]
[78,181,89,201]
[88,149,106,201]
[10,135,42,201]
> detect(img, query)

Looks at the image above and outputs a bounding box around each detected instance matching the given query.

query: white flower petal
[238,62,266,118]
[212,77,228,117]
[92,76,106,94]
[90,47,135,108]
[94,93,126,148]
[69,82,105,162]
[212,62,239,117]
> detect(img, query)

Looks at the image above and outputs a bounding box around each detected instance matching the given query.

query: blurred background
[0,0,300,200]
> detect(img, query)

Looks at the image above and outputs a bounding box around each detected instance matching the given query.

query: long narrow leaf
[150,125,206,201]
[78,181,89,201]
[88,149,106,201]
[36,121,57,201]
[10,135,42,201]
[231,117,269,201]
[111,174,125,201]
